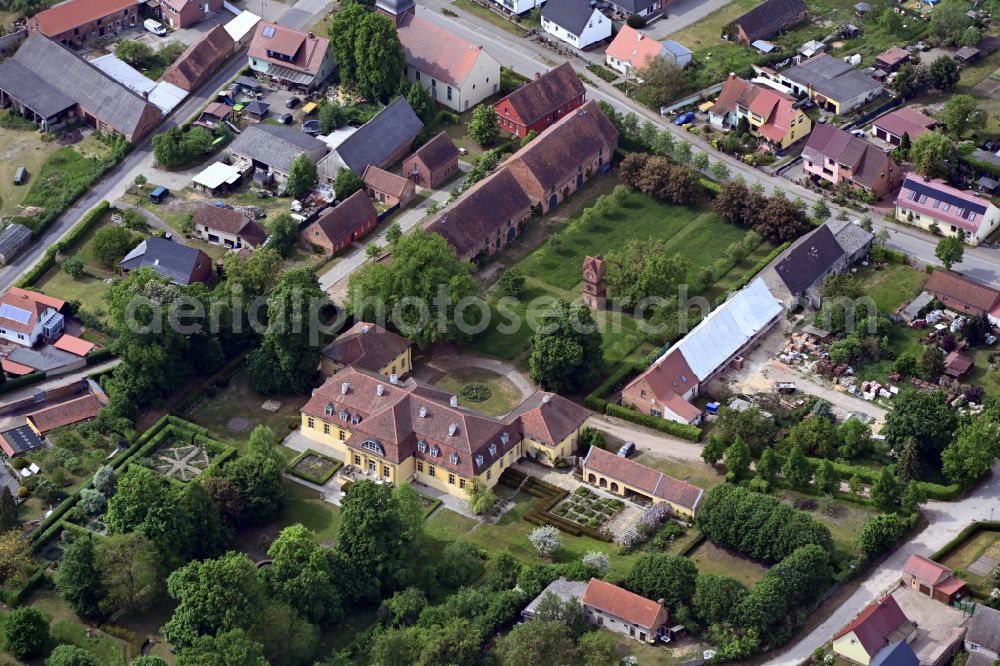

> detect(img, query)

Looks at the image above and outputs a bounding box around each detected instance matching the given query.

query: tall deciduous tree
[353,14,406,101]
[635,56,684,107]
[693,574,748,626]
[495,620,578,666]
[928,55,960,91]
[337,480,412,597]
[528,299,604,394]
[96,533,162,617]
[882,390,957,465]
[348,231,479,348]
[624,552,698,609]
[942,418,1000,486]
[870,468,901,511]
[286,154,318,200]
[939,94,986,137]
[469,104,501,145]
[328,3,368,85]
[0,486,16,531]
[175,628,268,666]
[55,534,104,617]
[909,131,954,178]
[603,237,689,306]
[4,607,49,659]
[247,269,328,394]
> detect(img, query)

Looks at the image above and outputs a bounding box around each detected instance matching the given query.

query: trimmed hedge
[516,473,612,542]
[286,448,343,485]
[18,200,111,288]
[930,521,1000,562]
[85,347,114,365]
[604,403,702,441]
[421,497,443,519]
[804,456,962,502]
[0,569,49,606]
[584,361,644,412]
[0,371,46,396]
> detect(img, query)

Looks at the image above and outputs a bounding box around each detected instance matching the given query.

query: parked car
[850,129,866,137]
[278,113,293,125]
[675,111,696,126]
[13,166,26,185]
[301,119,320,135]
[143,19,167,36]
[285,96,301,109]
[617,441,635,458]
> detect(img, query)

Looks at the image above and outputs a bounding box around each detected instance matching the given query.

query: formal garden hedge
[930,521,1000,562]
[287,449,343,485]
[604,403,702,441]
[503,471,613,542]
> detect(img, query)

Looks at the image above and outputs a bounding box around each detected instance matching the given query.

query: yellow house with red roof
[709,74,812,149]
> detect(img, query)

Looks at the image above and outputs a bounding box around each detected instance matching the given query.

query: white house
[0,288,65,347]
[541,0,611,50]
[895,174,1000,246]
[487,0,543,15]
[396,13,501,112]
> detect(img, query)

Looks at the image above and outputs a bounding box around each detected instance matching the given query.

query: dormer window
[340,410,349,421]
[449,453,459,464]
[488,443,497,457]
[430,444,440,457]
[417,440,427,453]
[351,414,361,425]
[324,403,333,416]
[475,454,484,468]
[500,432,509,444]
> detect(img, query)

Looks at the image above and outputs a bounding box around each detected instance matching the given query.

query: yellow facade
[299,411,523,499]
[832,632,872,666]
[524,426,582,467]
[320,346,413,379]
[581,465,696,520]
[748,109,812,149]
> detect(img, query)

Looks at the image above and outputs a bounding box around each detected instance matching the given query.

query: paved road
[417,3,1000,288]
[591,415,706,463]
[0,0,333,294]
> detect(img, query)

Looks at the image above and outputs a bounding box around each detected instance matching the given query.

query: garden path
[415,349,537,404]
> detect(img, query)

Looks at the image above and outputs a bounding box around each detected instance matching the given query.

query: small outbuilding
[0,223,32,265]
[362,165,415,209]
[244,100,270,121]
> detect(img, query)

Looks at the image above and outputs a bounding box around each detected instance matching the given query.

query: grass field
[23,589,128,666]
[0,125,62,217]
[428,367,524,416]
[471,189,771,366]
[634,452,726,492]
[777,490,878,559]
[34,211,119,318]
[940,529,1000,594]
[451,0,539,36]
[687,540,768,587]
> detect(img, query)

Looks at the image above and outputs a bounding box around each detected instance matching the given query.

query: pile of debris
[850,380,898,401]
[232,205,265,220]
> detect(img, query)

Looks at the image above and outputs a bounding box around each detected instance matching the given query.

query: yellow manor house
[299,365,591,497]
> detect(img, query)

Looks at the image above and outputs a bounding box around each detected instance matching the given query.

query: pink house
[159,0,224,29]
[803,123,901,200]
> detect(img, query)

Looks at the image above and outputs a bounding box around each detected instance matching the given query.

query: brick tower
[582,255,606,310]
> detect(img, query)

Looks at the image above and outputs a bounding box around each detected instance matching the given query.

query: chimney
[450,395,458,407]
[376,384,385,396]
[448,423,458,436]
[542,394,550,405]
[362,324,370,333]
[419,405,428,417]
[389,373,398,385]
[534,72,541,80]
[638,33,644,40]
[657,598,665,606]
[341,382,350,395]
[308,31,315,39]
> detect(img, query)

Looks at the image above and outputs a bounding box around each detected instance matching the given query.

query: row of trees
[619,153,704,205]
[712,178,813,242]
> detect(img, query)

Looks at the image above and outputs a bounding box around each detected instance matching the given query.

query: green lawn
[861,263,927,313]
[687,540,768,587]
[634,453,725,492]
[451,0,538,36]
[426,507,478,542]
[775,490,877,560]
[22,589,127,666]
[427,366,524,416]
[35,271,112,320]
[940,529,1000,595]
[0,124,63,217]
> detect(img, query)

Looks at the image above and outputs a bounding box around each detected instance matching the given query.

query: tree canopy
[528,299,604,393]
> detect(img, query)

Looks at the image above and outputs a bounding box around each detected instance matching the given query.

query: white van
[144,19,167,36]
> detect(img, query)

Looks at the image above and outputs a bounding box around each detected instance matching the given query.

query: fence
[659,82,725,116]
[842,96,904,132]
[0,29,26,55]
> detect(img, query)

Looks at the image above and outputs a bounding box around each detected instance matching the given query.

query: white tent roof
[225,10,261,42]
[90,54,186,113]
[193,162,242,189]
[662,278,782,381]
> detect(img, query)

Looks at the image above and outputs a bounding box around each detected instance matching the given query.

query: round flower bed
[460,383,492,403]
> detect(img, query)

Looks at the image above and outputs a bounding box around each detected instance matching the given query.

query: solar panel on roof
[262,26,276,37]
[2,425,43,455]
[0,303,32,324]
[906,179,987,216]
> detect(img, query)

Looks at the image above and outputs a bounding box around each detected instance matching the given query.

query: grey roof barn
[229,123,328,176]
[119,236,212,285]
[332,97,423,176]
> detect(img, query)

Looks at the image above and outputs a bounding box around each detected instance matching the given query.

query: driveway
[411,348,537,405]
[644,0,733,39]
[590,415,705,463]
[768,461,1000,666]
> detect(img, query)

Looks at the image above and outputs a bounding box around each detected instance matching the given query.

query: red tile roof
[582,446,703,510]
[583,578,666,629]
[710,75,797,143]
[322,322,412,373]
[872,107,936,141]
[163,25,235,92]
[307,191,378,247]
[902,554,964,589]
[876,47,910,68]
[2,358,34,376]
[623,349,700,422]
[248,22,330,75]
[582,255,605,281]
[606,25,670,70]
[0,288,65,335]
[31,0,135,36]
[193,204,267,246]
[362,165,410,199]
[924,270,1000,315]
[27,393,105,434]
[397,13,487,87]
[834,596,910,659]
[507,392,590,446]
[52,334,96,357]
[496,62,585,127]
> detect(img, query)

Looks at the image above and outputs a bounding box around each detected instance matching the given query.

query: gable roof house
[895,174,1000,246]
[248,22,337,89]
[870,107,936,146]
[493,62,586,138]
[923,270,1000,319]
[0,33,162,142]
[606,26,691,80]
[733,0,806,45]
[622,278,782,424]
[582,446,703,517]
[300,364,590,498]
[506,391,592,465]
[163,25,236,92]
[159,0,224,29]
[301,190,379,255]
[119,236,212,285]
[404,131,459,188]
[321,321,413,378]
[27,0,138,47]
[965,604,1000,666]
[397,13,502,113]
[229,123,329,184]
[833,596,917,666]
[762,219,874,307]
[753,53,884,115]
[193,205,267,250]
[582,578,670,642]
[317,97,423,180]
[901,554,967,605]
[803,123,901,199]
[709,74,812,149]
[426,101,616,262]
[875,46,910,72]
[363,166,416,209]
[541,0,612,50]
[0,288,65,347]
[606,0,665,18]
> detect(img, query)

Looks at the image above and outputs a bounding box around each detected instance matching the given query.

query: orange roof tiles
[52,334,96,357]
[31,0,135,36]
[362,165,410,199]
[27,393,105,434]
[583,578,666,629]
[2,358,34,376]
[0,288,65,335]
[606,25,665,70]
[248,22,330,76]
[396,13,484,87]
[583,446,703,510]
